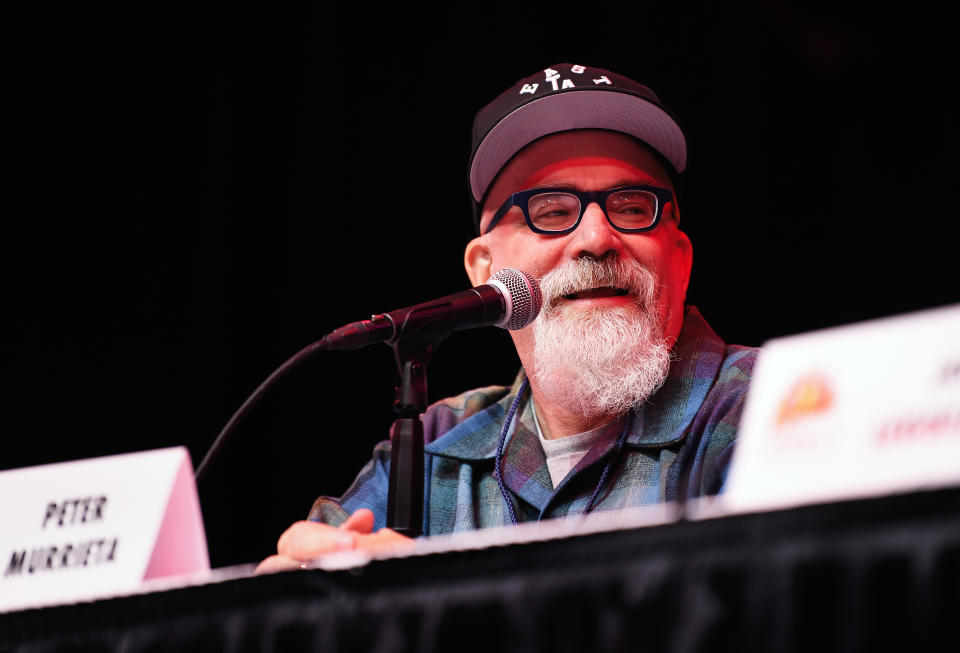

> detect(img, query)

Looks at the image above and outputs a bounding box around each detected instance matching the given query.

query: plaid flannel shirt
[309,306,758,533]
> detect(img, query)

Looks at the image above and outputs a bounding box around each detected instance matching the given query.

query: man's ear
[675,228,693,299]
[464,236,492,287]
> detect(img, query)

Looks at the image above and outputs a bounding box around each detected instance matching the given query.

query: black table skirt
[3,487,959,653]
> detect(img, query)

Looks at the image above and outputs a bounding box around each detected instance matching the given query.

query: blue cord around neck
[493,378,633,526]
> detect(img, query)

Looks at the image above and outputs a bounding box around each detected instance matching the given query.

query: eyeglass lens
[527,190,659,232]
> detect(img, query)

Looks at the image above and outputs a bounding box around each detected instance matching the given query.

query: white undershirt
[531,400,618,489]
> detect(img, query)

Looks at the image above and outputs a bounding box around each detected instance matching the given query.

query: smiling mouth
[563,286,630,300]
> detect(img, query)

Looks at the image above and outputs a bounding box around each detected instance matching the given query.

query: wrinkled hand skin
[255,509,414,574]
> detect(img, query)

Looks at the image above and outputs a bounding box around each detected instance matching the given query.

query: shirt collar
[424,372,525,461]
[425,305,725,460]
[625,305,726,448]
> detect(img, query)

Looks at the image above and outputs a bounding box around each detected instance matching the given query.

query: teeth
[562,286,628,300]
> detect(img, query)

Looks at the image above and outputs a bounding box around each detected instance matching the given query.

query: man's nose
[571,202,622,259]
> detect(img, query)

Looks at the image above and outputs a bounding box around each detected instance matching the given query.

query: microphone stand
[386,333,441,537]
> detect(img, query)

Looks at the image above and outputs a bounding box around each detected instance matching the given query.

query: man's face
[465,130,693,349]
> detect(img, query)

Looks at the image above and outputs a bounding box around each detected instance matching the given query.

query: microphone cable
[194,338,329,483]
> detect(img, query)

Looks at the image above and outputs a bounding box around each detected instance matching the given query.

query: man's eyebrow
[525,179,660,191]
[524,182,575,191]
[606,178,659,188]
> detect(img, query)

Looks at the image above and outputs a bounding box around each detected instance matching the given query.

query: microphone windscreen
[489,268,542,330]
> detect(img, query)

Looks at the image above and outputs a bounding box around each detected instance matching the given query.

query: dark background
[2,3,956,567]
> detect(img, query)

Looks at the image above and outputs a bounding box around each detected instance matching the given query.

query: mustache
[538,256,659,310]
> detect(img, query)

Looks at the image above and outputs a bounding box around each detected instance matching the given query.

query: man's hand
[254,509,414,574]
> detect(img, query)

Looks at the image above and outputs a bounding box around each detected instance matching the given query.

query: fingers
[340,508,375,534]
[277,520,356,560]
[358,527,417,556]
[254,554,302,575]
[263,512,418,575]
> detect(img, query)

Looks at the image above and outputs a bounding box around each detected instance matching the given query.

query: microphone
[194,268,541,483]
[322,268,542,350]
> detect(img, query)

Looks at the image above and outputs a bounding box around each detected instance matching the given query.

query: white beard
[531,257,672,420]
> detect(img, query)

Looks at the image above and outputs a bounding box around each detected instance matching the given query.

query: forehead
[484,131,673,206]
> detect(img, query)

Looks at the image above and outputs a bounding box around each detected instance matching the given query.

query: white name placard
[0,447,209,612]
[723,303,960,513]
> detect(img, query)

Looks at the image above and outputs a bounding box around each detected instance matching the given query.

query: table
[2,486,959,652]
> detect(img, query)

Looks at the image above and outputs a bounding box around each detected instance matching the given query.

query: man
[257,63,758,572]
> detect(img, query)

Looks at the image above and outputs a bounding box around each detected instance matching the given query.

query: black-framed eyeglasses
[484,185,675,235]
